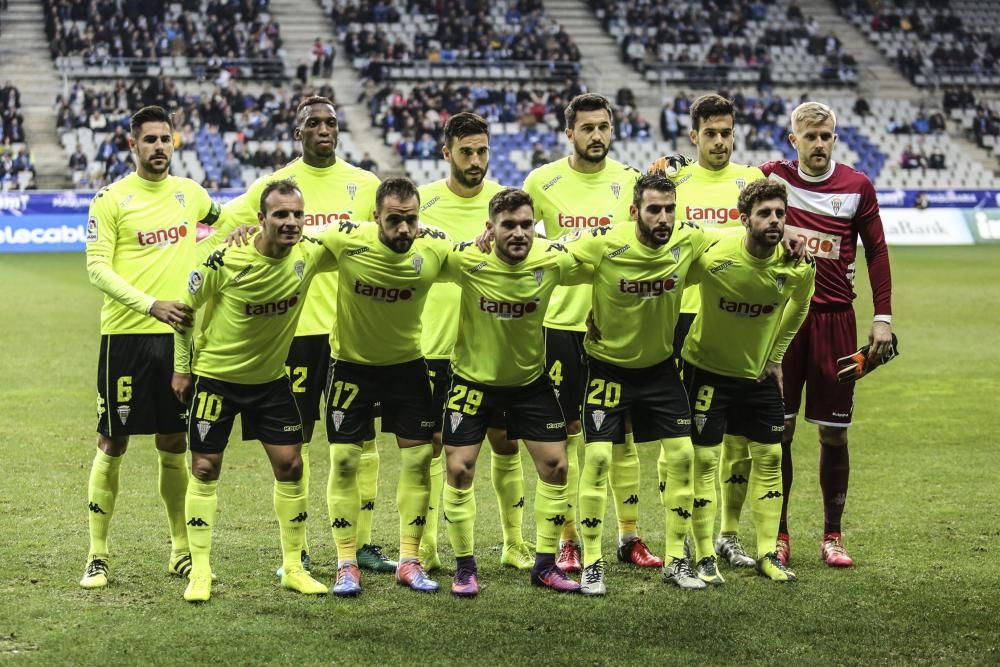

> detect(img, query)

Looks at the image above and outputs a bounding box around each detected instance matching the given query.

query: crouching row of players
[167,173,812,601]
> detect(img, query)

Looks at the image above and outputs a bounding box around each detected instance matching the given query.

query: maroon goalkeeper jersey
[760,160,892,316]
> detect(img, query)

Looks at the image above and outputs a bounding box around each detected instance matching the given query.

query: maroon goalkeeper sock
[778,439,793,535]
[819,443,850,533]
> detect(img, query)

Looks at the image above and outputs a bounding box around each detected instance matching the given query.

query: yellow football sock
[719,434,752,535]
[561,431,583,542]
[157,450,189,556]
[578,441,612,567]
[692,445,721,562]
[659,436,694,560]
[491,451,525,546]
[273,479,308,570]
[748,441,783,558]
[534,479,568,555]
[610,432,640,540]
[397,444,432,560]
[185,477,217,577]
[444,483,476,558]
[328,443,361,564]
[356,438,379,547]
[420,452,444,552]
[86,449,121,558]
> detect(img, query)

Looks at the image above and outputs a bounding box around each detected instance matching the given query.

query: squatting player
[173,180,335,602]
[682,179,814,585]
[318,178,450,596]
[224,96,393,576]
[653,94,767,570]
[563,174,715,594]
[762,102,893,567]
[441,188,593,596]
[81,105,232,589]
[523,93,660,573]
[416,113,533,572]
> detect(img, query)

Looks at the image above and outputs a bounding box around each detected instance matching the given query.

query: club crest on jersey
[117,405,131,426]
[831,197,843,215]
[533,268,544,285]
[347,183,357,200]
[188,270,203,294]
[694,414,707,434]
[196,420,212,441]
[175,192,186,208]
[735,178,746,190]
[412,254,424,275]
[295,260,305,280]
[332,410,345,431]
[775,274,787,291]
[592,410,606,430]
[86,216,98,242]
[449,412,463,432]
[611,183,621,199]
[671,246,681,262]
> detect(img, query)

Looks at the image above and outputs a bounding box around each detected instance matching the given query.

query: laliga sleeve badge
[86,216,99,242]
[188,270,204,294]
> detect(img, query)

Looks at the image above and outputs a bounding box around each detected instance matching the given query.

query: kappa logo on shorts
[332,410,345,431]
[694,414,707,434]
[591,409,606,430]
[420,420,436,428]
[449,412,463,432]
[196,420,211,441]
[546,421,565,429]
[117,405,130,425]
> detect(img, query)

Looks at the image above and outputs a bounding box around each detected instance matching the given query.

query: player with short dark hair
[561,173,713,594]
[441,187,593,596]
[318,177,451,596]
[682,179,814,585]
[763,102,894,567]
[523,93,661,575]
[417,113,534,573]
[224,96,391,579]
[80,105,231,589]
[173,181,335,602]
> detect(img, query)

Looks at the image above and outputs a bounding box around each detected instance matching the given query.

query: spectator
[853,95,871,118]
[927,151,946,170]
[530,142,549,169]
[900,145,924,169]
[358,151,378,173]
[323,40,336,78]
[69,143,88,171]
[914,191,930,209]
[660,102,680,149]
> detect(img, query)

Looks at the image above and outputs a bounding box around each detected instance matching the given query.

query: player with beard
[81,105,232,589]
[225,97,392,579]
[416,113,533,572]
[522,94,661,575]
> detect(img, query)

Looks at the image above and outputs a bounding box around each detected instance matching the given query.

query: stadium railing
[54,56,285,82]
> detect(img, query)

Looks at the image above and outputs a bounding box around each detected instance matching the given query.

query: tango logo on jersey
[137,223,188,246]
[353,280,414,302]
[479,296,540,319]
[557,213,613,229]
[619,274,679,298]
[303,211,351,229]
[694,414,707,433]
[684,205,740,224]
[718,298,776,317]
[786,225,841,259]
[245,292,300,316]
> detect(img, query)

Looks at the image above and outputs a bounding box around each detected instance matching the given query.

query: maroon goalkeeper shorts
[782,307,857,427]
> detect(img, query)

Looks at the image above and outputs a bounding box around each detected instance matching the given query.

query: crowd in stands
[330,0,581,64]
[56,77,344,189]
[43,0,282,72]
[1,81,35,191]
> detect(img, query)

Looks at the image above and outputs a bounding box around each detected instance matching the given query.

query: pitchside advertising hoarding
[2,189,1000,252]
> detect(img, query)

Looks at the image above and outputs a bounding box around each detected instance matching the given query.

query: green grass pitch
[0,248,997,665]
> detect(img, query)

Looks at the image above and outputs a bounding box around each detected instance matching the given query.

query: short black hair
[632,173,676,211]
[737,179,787,218]
[259,178,303,215]
[564,93,613,131]
[489,187,534,220]
[376,176,420,212]
[129,105,172,136]
[296,96,337,125]
[443,112,489,147]
[690,93,735,131]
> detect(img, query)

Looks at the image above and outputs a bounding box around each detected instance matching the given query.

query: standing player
[523,93,660,573]
[682,179,814,584]
[224,97,393,576]
[441,188,592,596]
[173,180,335,602]
[652,94,766,569]
[563,174,715,594]
[318,178,450,596]
[81,105,232,589]
[417,113,533,572]
[762,102,893,567]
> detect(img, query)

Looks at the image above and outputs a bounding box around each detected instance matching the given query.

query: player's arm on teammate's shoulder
[301,234,339,273]
[856,180,894,360]
[553,241,594,286]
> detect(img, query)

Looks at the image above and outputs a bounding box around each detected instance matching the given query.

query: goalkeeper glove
[836,333,900,384]
[647,154,691,177]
